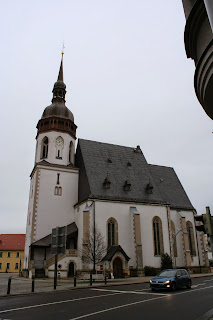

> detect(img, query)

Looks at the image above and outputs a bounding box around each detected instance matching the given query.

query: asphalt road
[0,276,213,320]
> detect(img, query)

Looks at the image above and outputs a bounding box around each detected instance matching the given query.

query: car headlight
[150,280,152,283]
[164,280,170,284]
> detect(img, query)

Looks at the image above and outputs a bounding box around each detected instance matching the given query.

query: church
[23,56,208,278]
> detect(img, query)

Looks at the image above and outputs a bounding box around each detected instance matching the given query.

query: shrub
[144,266,158,276]
[161,253,173,270]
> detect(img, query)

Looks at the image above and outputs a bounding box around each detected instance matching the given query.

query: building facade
[24,57,209,278]
[182,0,213,119]
[0,234,25,273]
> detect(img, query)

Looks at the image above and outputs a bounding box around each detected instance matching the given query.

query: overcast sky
[1,1,212,234]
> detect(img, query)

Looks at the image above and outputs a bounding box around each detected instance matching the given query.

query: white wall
[35,166,78,241]
[35,131,75,165]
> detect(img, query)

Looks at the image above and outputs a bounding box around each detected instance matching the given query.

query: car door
[180,269,189,286]
[176,270,183,287]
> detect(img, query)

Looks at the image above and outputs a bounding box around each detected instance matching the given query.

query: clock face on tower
[56,136,64,146]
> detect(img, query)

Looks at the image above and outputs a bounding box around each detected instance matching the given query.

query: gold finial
[62,42,65,56]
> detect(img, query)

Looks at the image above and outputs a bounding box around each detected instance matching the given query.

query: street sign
[51,226,67,254]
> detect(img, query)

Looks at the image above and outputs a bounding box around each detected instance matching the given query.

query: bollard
[7,277,11,295]
[74,276,76,287]
[90,274,92,286]
[32,277,35,292]
[104,276,107,285]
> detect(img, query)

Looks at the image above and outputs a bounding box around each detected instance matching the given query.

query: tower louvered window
[41,137,48,159]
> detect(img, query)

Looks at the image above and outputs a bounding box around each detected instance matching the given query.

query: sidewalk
[0,272,212,297]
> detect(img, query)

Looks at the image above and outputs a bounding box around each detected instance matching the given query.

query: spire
[52,50,66,102]
[57,55,64,82]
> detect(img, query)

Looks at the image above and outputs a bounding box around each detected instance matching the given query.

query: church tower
[24,55,79,271]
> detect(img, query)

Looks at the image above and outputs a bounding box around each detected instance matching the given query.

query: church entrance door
[113,257,123,278]
[68,262,75,277]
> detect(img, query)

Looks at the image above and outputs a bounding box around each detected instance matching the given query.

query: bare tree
[81,226,106,272]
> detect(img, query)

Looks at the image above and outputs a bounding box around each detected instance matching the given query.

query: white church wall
[94,201,137,268]
[24,173,37,269]
[139,204,170,268]
[36,131,75,165]
[35,166,78,241]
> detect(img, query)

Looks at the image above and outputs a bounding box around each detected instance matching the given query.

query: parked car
[150,269,191,291]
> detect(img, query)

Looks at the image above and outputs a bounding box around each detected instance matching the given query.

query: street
[0,276,213,320]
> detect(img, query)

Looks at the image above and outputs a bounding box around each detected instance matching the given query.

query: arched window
[41,137,48,159]
[107,218,118,248]
[69,141,73,163]
[186,221,196,256]
[171,220,177,257]
[152,216,164,256]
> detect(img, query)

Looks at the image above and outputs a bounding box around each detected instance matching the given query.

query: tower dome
[36,55,77,139]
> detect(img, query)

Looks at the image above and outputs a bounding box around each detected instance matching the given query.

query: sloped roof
[75,139,194,210]
[149,164,194,210]
[31,222,78,247]
[0,234,25,251]
[102,245,130,261]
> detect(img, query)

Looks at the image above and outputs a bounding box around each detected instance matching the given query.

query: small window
[16,252,20,258]
[0,263,2,269]
[57,173,60,185]
[15,263,19,270]
[7,252,11,258]
[54,186,62,196]
[6,263,10,270]
[0,252,3,258]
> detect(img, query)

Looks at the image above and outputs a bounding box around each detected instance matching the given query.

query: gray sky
[1,0,212,234]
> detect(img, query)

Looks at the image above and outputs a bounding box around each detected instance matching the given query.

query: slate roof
[149,164,194,210]
[0,234,25,251]
[75,139,194,211]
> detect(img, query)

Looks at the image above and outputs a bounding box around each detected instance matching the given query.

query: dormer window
[146,181,153,194]
[41,137,48,159]
[103,177,111,189]
[124,180,131,191]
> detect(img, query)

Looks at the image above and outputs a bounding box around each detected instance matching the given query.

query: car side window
[181,270,187,276]
[176,270,181,276]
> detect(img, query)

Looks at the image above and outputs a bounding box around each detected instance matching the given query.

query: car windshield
[157,270,176,277]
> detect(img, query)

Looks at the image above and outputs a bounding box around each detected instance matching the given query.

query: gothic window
[152,216,164,256]
[41,137,48,159]
[186,221,196,256]
[107,218,118,248]
[171,220,177,257]
[69,141,73,163]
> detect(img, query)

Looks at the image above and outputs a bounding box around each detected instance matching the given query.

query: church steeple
[36,54,77,140]
[52,54,66,102]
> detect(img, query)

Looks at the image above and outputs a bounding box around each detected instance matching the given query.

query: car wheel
[186,280,191,289]
[171,282,176,292]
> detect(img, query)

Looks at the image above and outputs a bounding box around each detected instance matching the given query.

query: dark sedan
[150,269,192,291]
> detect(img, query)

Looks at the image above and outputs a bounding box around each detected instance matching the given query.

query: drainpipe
[93,201,96,273]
